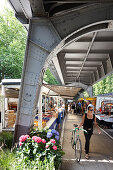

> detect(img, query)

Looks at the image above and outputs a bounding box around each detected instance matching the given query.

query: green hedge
[0,131,13,149]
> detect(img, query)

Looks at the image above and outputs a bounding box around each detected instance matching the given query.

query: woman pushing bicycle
[77,104,101,159]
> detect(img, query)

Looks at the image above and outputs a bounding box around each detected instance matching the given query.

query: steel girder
[14,19,61,142]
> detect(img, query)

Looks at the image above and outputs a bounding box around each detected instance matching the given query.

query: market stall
[33,84,65,130]
[78,97,97,113]
[96,96,113,128]
[1,79,82,131]
[34,83,82,130]
[0,79,20,129]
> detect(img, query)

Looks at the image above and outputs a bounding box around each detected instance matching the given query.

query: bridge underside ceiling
[8,0,113,18]
[57,31,113,86]
[48,30,113,87]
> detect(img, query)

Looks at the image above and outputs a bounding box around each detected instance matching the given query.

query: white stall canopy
[43,84,82,99]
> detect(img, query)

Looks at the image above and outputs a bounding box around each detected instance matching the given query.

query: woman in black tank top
[78,104,101,159]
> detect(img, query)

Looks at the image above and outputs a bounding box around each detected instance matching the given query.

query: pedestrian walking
[78,101,81,114]
[77,104,101,159]
[72,103,75,114]
[65,103,68,115]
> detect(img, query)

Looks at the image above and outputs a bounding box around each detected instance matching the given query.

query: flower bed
[17,128,64,169]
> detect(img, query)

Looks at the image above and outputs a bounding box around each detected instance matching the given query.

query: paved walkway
[60,113,113,170]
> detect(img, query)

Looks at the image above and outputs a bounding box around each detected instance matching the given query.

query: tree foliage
[0,9,27,81]
[83,91,89,98]
[0,9,59,85]
[93,74,113,96]
[43,69,59,85]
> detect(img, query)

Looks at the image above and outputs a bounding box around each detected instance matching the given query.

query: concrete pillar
[14,18,61,142]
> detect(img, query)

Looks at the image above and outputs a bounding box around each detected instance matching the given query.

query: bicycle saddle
[73,124,78,127]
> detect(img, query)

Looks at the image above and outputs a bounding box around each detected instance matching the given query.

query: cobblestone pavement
[60,113,113,170]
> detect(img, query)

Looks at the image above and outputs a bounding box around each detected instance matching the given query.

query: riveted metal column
[14,18,61,143]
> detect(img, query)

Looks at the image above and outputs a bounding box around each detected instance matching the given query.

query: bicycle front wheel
[75,138,82,163]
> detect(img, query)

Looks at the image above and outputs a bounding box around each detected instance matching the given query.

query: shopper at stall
[61,102,65,117]
[77,104,101,159]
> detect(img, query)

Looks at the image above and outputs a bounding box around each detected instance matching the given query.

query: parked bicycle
[71,124,87,162]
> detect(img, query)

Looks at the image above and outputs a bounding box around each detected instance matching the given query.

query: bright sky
[0,0,12,13]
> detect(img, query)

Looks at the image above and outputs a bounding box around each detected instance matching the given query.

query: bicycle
[71,124,87,163]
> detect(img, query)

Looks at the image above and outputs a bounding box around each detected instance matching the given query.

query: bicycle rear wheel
[75,138,82,162]
[71,130,75,149]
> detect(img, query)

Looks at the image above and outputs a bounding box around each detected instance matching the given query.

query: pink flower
[52,145,57,150]
[19,142,22,146]
[32,136,37,142]
[32,136,42,143]
[36,137,42,143]
[19,135,29,142]
[46,145,49,149]
[42,139,46,143]
[50,139,56,144]
[25,135,30,139]
[19,135,26,142]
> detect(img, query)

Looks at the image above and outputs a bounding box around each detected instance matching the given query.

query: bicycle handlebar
[71,128,87,133]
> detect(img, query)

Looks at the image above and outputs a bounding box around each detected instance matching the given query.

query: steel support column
[14,18,61,142]
[87,86,93,97]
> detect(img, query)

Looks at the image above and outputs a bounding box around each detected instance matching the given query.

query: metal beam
[62,49,112,54]
[65,63,101,67]
[66,61,102,64]
[44,0,113,3]
[15,13,28,24]
[109,52,113,68]
[52,55,65,85]
[64,57,108,62]
[57,53,67,84]
[29,0,45,16]
[66,70,94,73]
[9,0,32,18]
[94,69,100,81]
[66,72,92,76]
[77,38,113,42]
[48,62,62,84]
[102,54,113,75]
[66,67,97,70]
[97,65,105,78]
[66,75,90,78]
